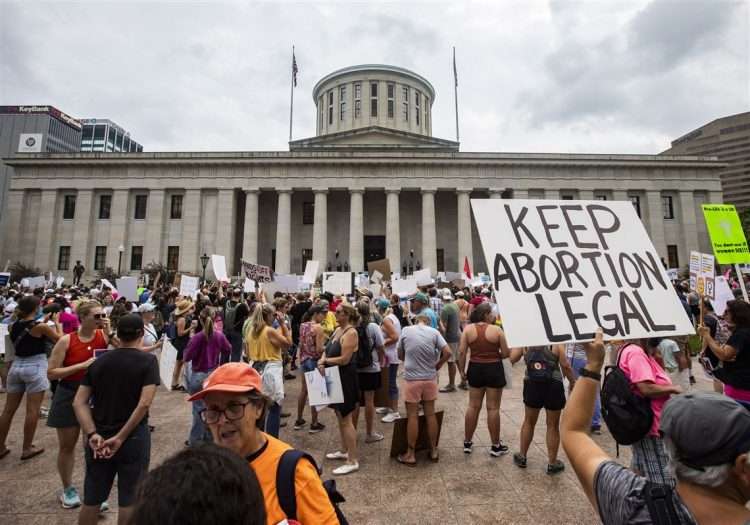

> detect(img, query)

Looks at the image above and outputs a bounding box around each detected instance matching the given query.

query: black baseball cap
[117,313,145,341]
[660,392,750,468]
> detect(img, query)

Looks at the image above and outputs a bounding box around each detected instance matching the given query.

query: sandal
[429,450,440,463]
[20,446,44,460]
[0,448,10,460]
[396,454,417,467]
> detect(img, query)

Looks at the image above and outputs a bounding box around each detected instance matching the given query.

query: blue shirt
[420,307,439,329]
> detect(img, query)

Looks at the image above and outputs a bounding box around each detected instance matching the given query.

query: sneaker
[326,450,348,460]
[279,421,287,428]
[463,441,473,454]
[458,380,469,390]
[547,460,565,475]
[99,501,110,513]
[309,422,326,434]
[439,384,456,393]
[365,431,384,443]
[280,411,291,418]
[332,462,359,475]
[381,412,401,423]
[375,407,389,415]
[590,425,602,435]
[293,418,306,430]
[39,407,49,418]
[490,442,510,457]
[60,486,81,509]
[513,453,527,468]
[689,375,697,385]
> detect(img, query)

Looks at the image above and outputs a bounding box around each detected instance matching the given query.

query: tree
[9,261,42,283]
[96,266,118,286]
[142,261,175,286]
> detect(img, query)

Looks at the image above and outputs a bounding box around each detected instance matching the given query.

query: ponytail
[200,307,215,339]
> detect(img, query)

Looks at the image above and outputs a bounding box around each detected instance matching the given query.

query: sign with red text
[471,199,694,347]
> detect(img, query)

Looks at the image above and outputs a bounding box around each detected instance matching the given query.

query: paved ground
[1,360,708,524]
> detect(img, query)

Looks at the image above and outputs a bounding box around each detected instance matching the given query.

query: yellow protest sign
[702,204,750,264]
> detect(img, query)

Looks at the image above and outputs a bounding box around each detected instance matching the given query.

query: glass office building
[80,119,143,152]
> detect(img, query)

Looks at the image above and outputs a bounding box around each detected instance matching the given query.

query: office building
[80,118,143,153]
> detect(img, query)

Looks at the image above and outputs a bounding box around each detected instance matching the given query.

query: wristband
[579,367,602,381]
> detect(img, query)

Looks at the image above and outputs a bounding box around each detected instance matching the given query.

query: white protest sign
[100,278,118,293]
[666,268,679,282]
[243,277,256,293]
[27,275,46,289]
[371,270,383,283]
[0,324,6,356]
[322,272,354,295]
[711,275,734,316]
[689,251,715,299]
[211,254,229,282]
[413,268,433,286]
[159,339,178,391]
[241,260,273,282]
[115,277,139,302]
[272,274,301,293]
[304,366,344,407]
[302,260,320,284]
[179,275,199,299]
[392,277,418,297]
[55,276,65,288]
[369,283,382,297]
[471,199,694,347]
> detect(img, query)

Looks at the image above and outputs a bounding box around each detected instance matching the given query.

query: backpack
[600,344,654,445]
[355,324,373,368]
[277,449,348,525]
[525,346,554,382]
[643,481,682,524]
[224,301,239,334]
[165,313,177,340]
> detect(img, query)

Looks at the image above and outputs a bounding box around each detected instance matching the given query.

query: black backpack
[355,324,373,368]
[277,449,348,525]
[525,346,555,382]
[601,344,654,445]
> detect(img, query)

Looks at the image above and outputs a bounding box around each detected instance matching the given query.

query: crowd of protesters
[0,269,748,525]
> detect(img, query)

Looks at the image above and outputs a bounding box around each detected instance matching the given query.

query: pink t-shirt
[619,344,673,436]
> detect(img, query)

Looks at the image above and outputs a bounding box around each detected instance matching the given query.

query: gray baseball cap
[660,392,750,468]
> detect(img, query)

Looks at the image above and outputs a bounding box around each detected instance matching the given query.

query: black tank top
[10,320,47,358]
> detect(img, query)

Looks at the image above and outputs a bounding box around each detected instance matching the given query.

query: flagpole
[453,46,459,143]
[289,45,295,143]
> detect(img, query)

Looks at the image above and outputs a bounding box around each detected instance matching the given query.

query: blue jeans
[568,354,601,428]
[226,331,243,363]
[265,402,281,438]
[388,363,399,400]
[186,369,213,445]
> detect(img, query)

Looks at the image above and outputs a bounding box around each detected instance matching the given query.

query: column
[71,189,93,272]
[348,190,364,272]
[312,190,328,269]
[275,190,292,274]
[107,189,129,270]
[181,189,202,272]
[242,190,259,264]
[143,189,165,267]
[3,190,25,264]
[579,189,595,200]
[421,189,437,272]
[215,189,236,273]
[612,189,629,202]
[513,188,529,199]
[33,189,57,271]
[646,190,667,260]
[489,188,505,199]
[385,190,401,269]
[457,189,473,273]
[708,190,723,204]
[679,190,700,263]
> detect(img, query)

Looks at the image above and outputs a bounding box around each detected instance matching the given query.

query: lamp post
[200,253,210,285]
[117,244,125,276]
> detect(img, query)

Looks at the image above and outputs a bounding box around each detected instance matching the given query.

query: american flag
[292,51,298,87]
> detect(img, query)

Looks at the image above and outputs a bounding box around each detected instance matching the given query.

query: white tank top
[383,313,402,364]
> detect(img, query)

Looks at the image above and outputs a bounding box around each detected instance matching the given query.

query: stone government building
[2,65,725,280]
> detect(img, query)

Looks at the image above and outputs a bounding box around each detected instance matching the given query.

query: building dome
[312,65,435,137]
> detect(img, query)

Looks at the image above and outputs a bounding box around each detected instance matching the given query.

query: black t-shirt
[289,301,312,343]
[725,327,750,389]
[82,347,160,436]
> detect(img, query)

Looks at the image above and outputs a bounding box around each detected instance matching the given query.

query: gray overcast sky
[1,0,748,154]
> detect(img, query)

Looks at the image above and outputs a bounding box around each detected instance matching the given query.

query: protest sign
[370,269,383,283]
[0,324,6,356]
[711,275,734,316]
[302,260,319,284]
[304,366,344,407]
[115,276,139,302]
[666,268,679,282]
[243,277,256,293]
[369,283,382,297]
[211,254,229,282]
[159,339,178,391]
[689,251,715,299]
[702,204,750,264]
[0,273,9,287]
[26,275,46,289]
[241,260,274,282]
[367,259,391,282]
[272,274,300,293]
[179,275,199,299]
[322,272,354,295]
[55,275,64,288]
[471,199,694,347]
[100,278,117,293]
[413,268,433,286]
[392,277,418,297]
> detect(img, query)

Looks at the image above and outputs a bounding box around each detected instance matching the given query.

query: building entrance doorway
[364,235,386,264]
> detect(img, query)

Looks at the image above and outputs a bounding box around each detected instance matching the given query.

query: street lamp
[200,253,210,285]
[117,244,125,276]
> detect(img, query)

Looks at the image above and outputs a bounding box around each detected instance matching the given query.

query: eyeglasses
[199,401,252,424]
[93,314,107,319]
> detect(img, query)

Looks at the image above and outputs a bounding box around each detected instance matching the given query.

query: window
[594,194,607,200]
[415,90,421,126]
[667,245,679,269]
[436,248,444,272]
[629,195,641,217]
[99,194,112,219]
[130,246,143,271]
[370,82,378,117]
[167,246,179,271]
[327,91,333,125]
[387,83,395,118]
[561,194,574,200]
[134,194,148,220]
[107,127,116,151]
[339,85,346,121]
[170,195,183,219]
[63,194,76,219]
[319,96,324,131]
[94,246,107,271]
[662,196,674,219]
[354,83,361,118]
[424,98,429,129]
[58,246,71,271]
[402,86,409,121]
[302,202,314,225]
[302,248,312,271]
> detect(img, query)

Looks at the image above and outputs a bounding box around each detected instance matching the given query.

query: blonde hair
[200,307,215,339]
[76,300,102,320]
[248,303,274,339]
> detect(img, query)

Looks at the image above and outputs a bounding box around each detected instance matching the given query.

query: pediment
[289,126,459,152]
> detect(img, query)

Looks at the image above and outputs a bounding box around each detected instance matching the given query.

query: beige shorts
[447,342,460,363]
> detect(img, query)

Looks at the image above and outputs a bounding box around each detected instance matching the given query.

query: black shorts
[467,361,506,389]
[522,379,566,411]
[47,381,80,428]
[358,372,382,392]
[83,422,151,507]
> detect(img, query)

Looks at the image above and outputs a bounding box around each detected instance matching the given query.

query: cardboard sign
[367,259,392,282]
[304,366,345,407]
[302,260,320,284]
[711,275,735,316]
[389,410,444,458]
[471,199,694,347]
[371,270,383,283]
[322,272,354,295]
[179,275,199,299]
[159,339,178,391]
[689,251,715,299]
[0,273,9,287]
[392,277,418,297]
[702,204,750,264]
[413,268,433,286]
[115,276,139,302]
[211,254,229,282]
[241,260,273,282]
[243,277,256,293]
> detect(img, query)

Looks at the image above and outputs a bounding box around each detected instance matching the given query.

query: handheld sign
[471,199,694,347]
[179,275,199,299]
[302,260,319,284]
[211,254,229,282]
[241,260,273,282]
[322,272,354,295]
[689,251,715,299]
[702,204,750,264]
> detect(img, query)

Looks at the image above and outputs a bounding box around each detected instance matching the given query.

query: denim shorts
[7,354,49,394]
[300,358,318,373]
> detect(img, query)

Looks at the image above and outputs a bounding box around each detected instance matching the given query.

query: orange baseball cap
[187,363,263,401]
